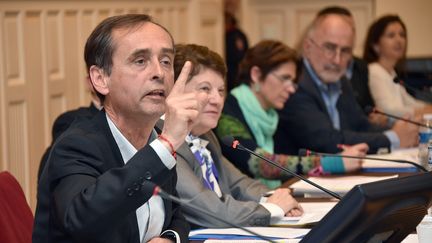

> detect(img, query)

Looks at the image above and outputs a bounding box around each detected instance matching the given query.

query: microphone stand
[365,106,431,128]
[310,151,428,172]
[394,76,432,104]
[154,187,279,243]
[234,143,342,200]
[376,110,429,128]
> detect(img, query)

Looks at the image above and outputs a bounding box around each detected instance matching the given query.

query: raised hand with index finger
[161,61,208,151]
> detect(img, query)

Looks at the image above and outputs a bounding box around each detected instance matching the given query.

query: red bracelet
[158,134,176,159]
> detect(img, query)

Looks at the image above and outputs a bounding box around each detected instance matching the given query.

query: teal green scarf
[231,84,278,153]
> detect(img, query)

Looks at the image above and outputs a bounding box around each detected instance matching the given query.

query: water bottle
[418,114,432,170]
[428,141,432,215]
[429,141,432,172]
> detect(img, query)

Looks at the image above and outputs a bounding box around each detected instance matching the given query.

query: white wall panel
[375,0,432,57]
[241,0,373,56]
[0,0,223,211]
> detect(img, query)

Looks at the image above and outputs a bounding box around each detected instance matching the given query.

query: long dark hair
[363,15,407,72]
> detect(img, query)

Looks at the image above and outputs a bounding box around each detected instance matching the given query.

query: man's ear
[303,38,312,56]
[89,65,109,96]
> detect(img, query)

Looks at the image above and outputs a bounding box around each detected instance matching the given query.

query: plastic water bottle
[429,141,432,172]
[418,114,432,170]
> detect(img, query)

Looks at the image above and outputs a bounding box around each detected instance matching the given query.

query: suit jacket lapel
[198,133,230,194]
[95,111,142,242]
[95,110,125,168]
[176,132,230,195]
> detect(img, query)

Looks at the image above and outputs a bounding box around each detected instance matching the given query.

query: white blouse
[368,62,424,117]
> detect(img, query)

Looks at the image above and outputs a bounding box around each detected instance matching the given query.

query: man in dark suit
[315,7,374,110]
[225,11,249,92]
[315,6,388,127]
[33,14,198,243]
[274,13,418,155]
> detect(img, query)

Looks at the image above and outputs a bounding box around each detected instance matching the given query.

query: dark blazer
[33,110,189,243]
[274,62,391,155]
[349,57,375,111]
[214,94,258,177]
[225,28,249,91]
[38,103,99,181]
[52,103,100,141]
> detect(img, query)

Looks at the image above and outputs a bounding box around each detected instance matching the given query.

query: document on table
[290,175,398,198]
[189,227,310,241]
[204,239,301,243]
[271,202,337,226]
[361,147,420,172]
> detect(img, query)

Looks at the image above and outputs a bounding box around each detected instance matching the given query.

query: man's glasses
[309,38,353,60]
[270,72,298,89]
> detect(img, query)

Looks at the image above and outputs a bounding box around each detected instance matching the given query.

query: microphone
[393,76,403,85]
[147,181,278,243]
[364,105,431,128]
[221,136,342,200]
[299,148,427,172]
[394,76,432,104]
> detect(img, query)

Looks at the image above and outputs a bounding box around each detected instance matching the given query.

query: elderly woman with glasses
[173,43,303,229]
[215,40,367,188]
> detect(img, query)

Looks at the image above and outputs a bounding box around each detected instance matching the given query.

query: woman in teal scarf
[215,40,369,188]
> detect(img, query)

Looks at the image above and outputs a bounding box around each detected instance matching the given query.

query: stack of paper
[271,202,337,226]
[190,202,336,241]
[204,239,301,243]
[290,175,398,198]
[189,227,309,241]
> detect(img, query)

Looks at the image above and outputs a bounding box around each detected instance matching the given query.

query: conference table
[190,166,427,242]
[286,169,424,241]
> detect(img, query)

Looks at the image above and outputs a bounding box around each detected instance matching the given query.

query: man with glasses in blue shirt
[316,6,387,127]
[274,13,418,155]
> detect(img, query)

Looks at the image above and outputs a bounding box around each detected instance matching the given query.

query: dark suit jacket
[225,28,249,91]
[38,103,99,181]
[274,62,391,155]
[33,110,189,243]
[52,103,100,141]
[214,94,258,177]
[349,57,375,111]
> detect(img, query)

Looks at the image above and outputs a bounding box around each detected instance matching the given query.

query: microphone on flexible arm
[393,76,404,85]
[364,105,431,128]
[221,136,342,200]
[394,76,432,104]
[298,148,427,172]
[145,180,278,243]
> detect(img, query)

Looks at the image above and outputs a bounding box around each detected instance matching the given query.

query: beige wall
[375,0,432,57]
[240,0,373,56]
[239,0,432,58]
[0,0,223,211]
